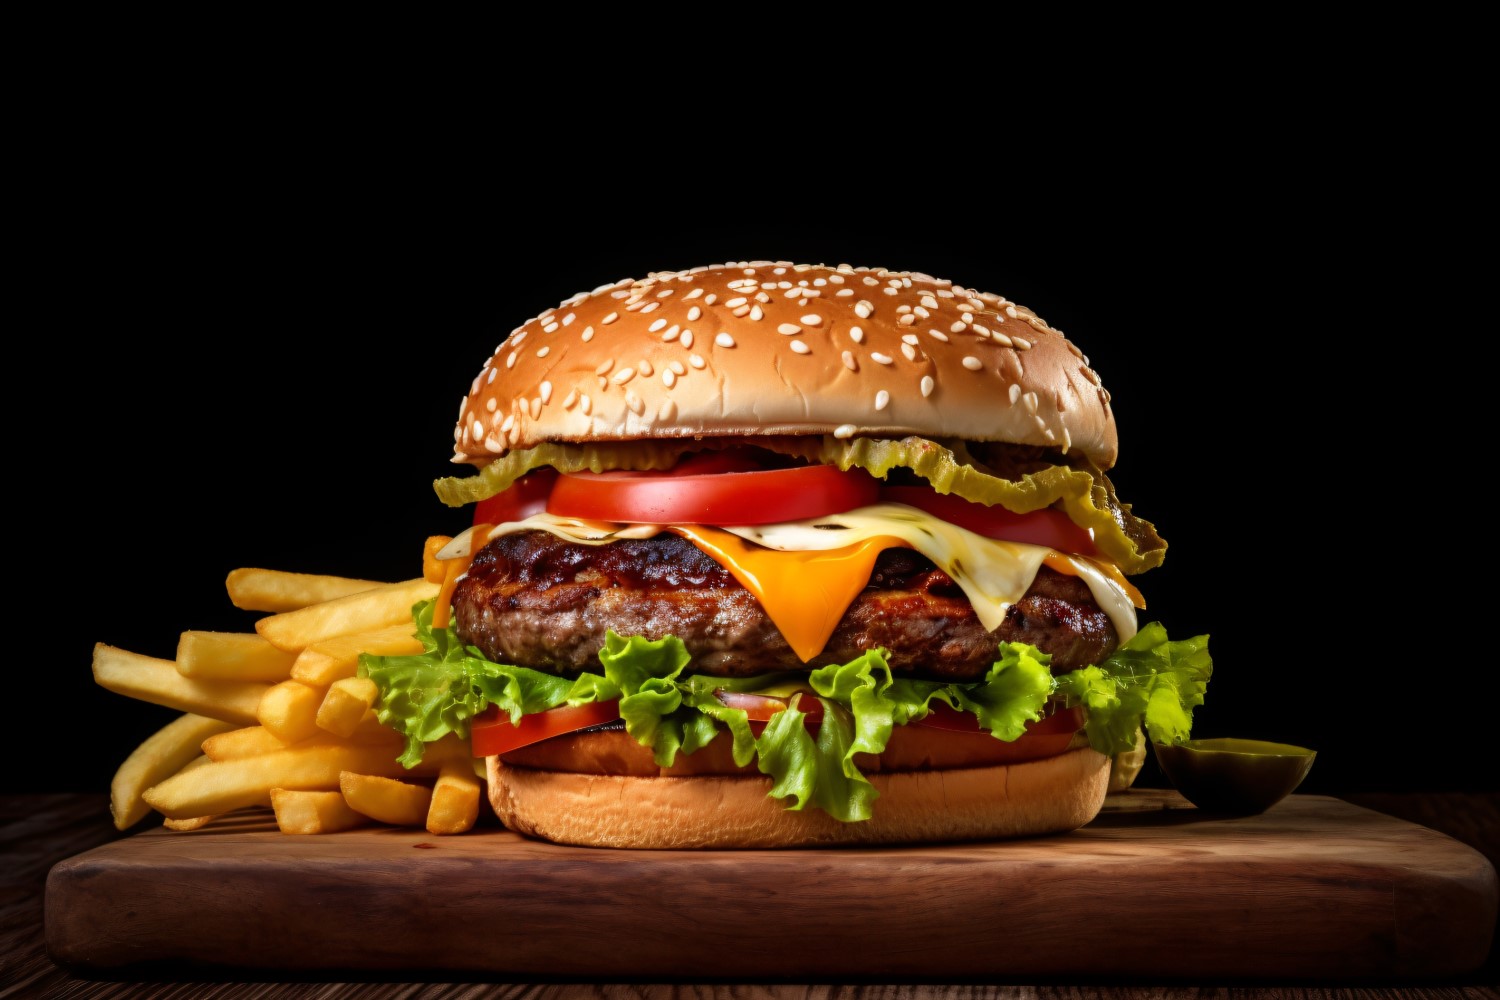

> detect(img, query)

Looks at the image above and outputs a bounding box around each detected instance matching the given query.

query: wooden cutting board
[45,791,1496,980]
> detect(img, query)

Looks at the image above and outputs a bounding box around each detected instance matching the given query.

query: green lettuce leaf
[362,602,1210,821]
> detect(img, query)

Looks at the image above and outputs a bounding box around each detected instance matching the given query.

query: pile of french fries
[96,540,485,835]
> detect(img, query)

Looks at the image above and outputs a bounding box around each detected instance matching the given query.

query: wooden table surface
[7,792,1498,998]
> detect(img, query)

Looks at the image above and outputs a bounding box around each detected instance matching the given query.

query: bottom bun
[487,747,1111,849]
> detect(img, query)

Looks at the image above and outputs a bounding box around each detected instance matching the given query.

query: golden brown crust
[486,748,1111,849]
[453,262,1118,470]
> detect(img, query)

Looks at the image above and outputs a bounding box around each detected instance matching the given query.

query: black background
[17,145,1476,799]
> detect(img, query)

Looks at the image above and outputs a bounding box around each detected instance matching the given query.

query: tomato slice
[548,463,879,526]
[880,487,1097,555]
[470,699,620,757]
[473,469,559,526]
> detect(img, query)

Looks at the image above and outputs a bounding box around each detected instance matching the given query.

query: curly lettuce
[361,600,1210,822]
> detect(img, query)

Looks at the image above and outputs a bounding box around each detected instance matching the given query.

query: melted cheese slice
[437,504,1140,660]
[672,526,900,662]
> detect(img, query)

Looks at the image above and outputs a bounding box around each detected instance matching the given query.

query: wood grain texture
[41,792,1498,982]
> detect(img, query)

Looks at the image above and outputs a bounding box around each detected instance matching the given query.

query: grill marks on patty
[452,531,1119,683]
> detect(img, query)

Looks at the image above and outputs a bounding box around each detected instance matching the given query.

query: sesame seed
[716,332,736,348]
[536,346,550,358]
[1008,384,1022,405]
[582,325,595,342]
[613,367,635,385]
[871,352,893,365]
[506,352,519,369]
[687,306,702,321]
[836,289,854,297]
[921,296,939,309]
[992,331,1012,347]
[580,394,592,415]
[813,278,826,287]
[626,391,643,414]
[603,312,619,325]
[657,288,674,298]
[539,381,553,403]
[486,397,497,412]
[874,390,890,411]
[500,415,514,432]
[928,329,949,343]
[638,359,653,376]
[862,276,879,286]
[663,369,676,387]
[685,288,704,300]
[659,399,676,421]
[690,354,706,369]
[778,323,802,335]
[625,302,644,312]
[649,318,668,333]
[850,326,864,343]
[726,297,748,308]
[882,287,898,296]
[543,322,559,334]
[1005,306,1019,318]
[854,300,873,318]
[595,359,614,376]
[842,350,857,371]
[680,329,694,348]
[732,305,750,317]
[901,343,917,361]
[920,375,935,397]
[611,291,629,299]
[962,355,983,370]
[661,324,680,343]
[563,388,578,409]
[898,314,916,326]
[914,307,930,320]
[529,397,541,419]
[1013,336,1032,350]
[803,289,821,298]
[486,367,498,385]
[749,305,764,321]
[897,305,912,314]
[641,302,660,314]
[790,340,810,354]
[834,423,858,439]
[950,321,966,334]
[902,333,919,345]
[668,360,686,375]
[801,314,823,326]
[705,294,718,305]
[783,288,801,299]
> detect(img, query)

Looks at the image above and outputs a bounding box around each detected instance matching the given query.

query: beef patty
[452,531,1119,682]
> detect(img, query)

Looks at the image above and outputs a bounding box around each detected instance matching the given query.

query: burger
[359,261,1212,848]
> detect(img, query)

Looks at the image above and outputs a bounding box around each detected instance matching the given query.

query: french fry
[143,737,457,819]
[340,771,433,827]
[423,535,453,584]
[427,757,482,835]
[290,624,423,687]
[110,715,235,830]
[203,716,401,761]
[258,681,326,745]
[202,725,288,761]
[256,579,438,653]
[163,815,215,832]
[270,788,370,835]
[94,644,267,725]
[316,677,379,738]
[176,631,296,682]
[226,568,386,613]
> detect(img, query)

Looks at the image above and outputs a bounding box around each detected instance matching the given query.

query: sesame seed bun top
[453,262,1118,469]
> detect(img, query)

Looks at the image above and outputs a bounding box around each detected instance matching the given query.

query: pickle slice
[1153,738,1315,815]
